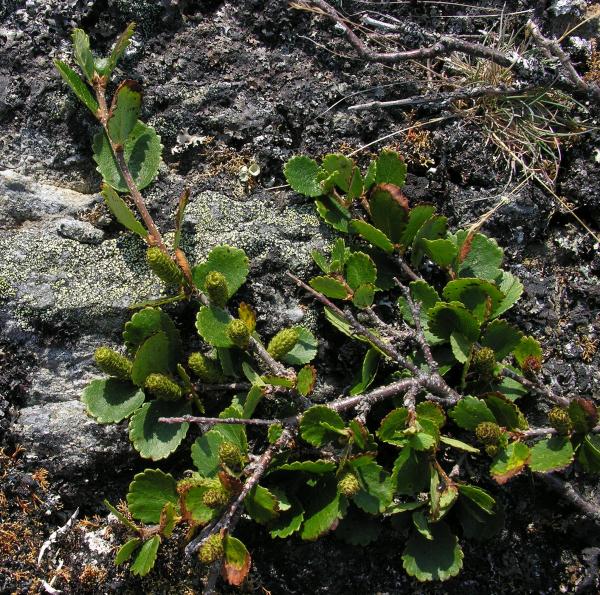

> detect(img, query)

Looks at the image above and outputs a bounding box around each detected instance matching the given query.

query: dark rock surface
[1,0,599,593]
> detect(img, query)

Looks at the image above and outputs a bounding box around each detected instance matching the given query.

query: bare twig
[538,473,600,525]
[349,83,539,111]
[499,366,569,407]
[158,415,288,426]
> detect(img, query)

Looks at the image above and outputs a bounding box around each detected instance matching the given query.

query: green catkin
[94,346,132,381]
[204,271,229,307]
[470,347,496,379]
[188,352,223,383]
[202,485,231,509]
[227,319,250,349]
[267,328,300,361]
[337,471,360,497]
[548,407,572,435]
[475,421,502,445]
[144,373,183,401]
[198,533,224,565]
[219,442,243,470]
[146,247,184,286]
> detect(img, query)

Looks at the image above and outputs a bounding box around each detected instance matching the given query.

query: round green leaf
[93,120,162,192]
[428,301,480,343]
[184,485,216,524]
[345,252,377,290]
[107,80,142,145]
[374,150,407,187]
[128,400,190,460]
[457,232,503,281]
[449,396,496,430]
[245,485,279,524]
[490,441,530,484]
[369,186,409,244]
[191,429,225,477]
[309,276,348,300]
[442,278,504,322]
[402,521,463,582]
[123,307,180,354]
[457,484,495,514]
[481,319,523,361]
[82,378,145,423]
[192,245,249,298]
[282,326,318,365]
[127,468,178,523]
[352,283,375,309]
[130,331,173,387]
[196,306,234,348]
[284,155,323,197]
[269,493,305,539]
[300,405,346,446]
[529,436,574,472]
[296,365,317,397]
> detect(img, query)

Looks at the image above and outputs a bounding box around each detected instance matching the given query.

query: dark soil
[1,0,599,593]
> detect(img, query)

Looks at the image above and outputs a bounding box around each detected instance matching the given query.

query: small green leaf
[391,447,430,496]
[352,284,375,309]
[284,155,323,197]
[123,307,180,355]
[183,485,215,524]
[101,183,148,237]
[529,436,574,472]
[374,150,407,187]
[484,394,528,430]
[196,306,234,348]
[416,402,446,428]
[309,276,348,299]
[422,238,457,267]
[345,252,377,290]
[577,434,600,473]
[128,400,190,461]
[300,477,346,540]
[377,408,409,446]
[131,331,172,387]
[53,59,99,114]
[428,301,480,343]
[320,154,362,198]
[107,22,136,73]
[513,335,543,368]
[449,396,495,430]
[272,460,336,474]
[108,80,142,145]
[398,279,440,327]
[222,536,251,586]
[568,399,599,434]
[269,493,304,538]
[402,522,463,582]
[71,29,95,82]
[115,538,141,565]
[267,424,283,444]
[364,160,377,190]
[300,405,346,446]
[450,331,472,364]
[93,120,162,192]
[411,215,447,267]
[350,219,394,253]
[130,535,160,577]
[440,436,480,453]
[315,197,351,232]
[369,185,409,244]
[242,385,264,418]
[127,468,178,524]
[491,368,528,401]
[262,376,295,388]
[191,429,225,477]
[457,233,503,281]
[245,485,279,524]
[442,278,504,323]
[297,365,317,397]
[192,245,249,299]
[282,326,318,365]
[399,204,436,247]
[458,484,495,514]
[493,271,524,318]
[311,250,330,273]
[349,455,393,514]
[490,442,530,484]
[481,319,523,361]
[82,378,145,423]
[350,348,380,395]
[215,405,248,453]
[104,499,138,532]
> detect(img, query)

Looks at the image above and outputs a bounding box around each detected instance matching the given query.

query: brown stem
[537,473,600,525]
[287,272,419,375]
[158,415,289,426]
[248,336,290,378]
[499,367,569,407]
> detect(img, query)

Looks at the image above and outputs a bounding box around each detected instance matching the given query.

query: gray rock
[56,217,105,244]
[10,400,132,482]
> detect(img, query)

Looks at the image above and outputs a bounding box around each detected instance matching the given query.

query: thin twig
[349,83,539,111]
[538,473,600,525]
[499,367,569,407]
[196,382,252,392]
[158,415,288,426]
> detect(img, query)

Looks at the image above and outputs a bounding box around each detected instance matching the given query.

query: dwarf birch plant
[55,24,600,592]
